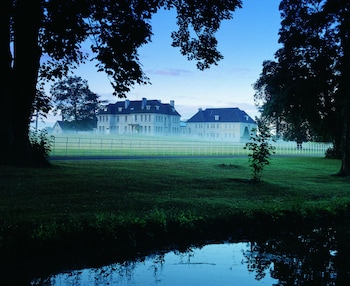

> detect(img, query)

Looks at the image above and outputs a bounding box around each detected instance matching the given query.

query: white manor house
[96,98,256,142]
[185,107,256,142]
[97,98,181,136]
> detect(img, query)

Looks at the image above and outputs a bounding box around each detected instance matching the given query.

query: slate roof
[99,98,181,117]
[53,120,96,131]
[53,121,71,130]
[187,108,255,124]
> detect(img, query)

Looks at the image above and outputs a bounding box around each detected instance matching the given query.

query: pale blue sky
[43,0,282,126]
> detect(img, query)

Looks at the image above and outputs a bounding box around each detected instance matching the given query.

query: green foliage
[325,147,342,159]
[32,222,59,240]
[244,117,276,182]
[253,0,350,175]
[175,211,203,228]
[35,1,243,96]
[29,129,54,162]
[50,76,103,123]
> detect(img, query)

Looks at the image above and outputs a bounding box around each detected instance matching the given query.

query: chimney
[125,99,130,109]
[170,100,174,107]
[142,97,147,109]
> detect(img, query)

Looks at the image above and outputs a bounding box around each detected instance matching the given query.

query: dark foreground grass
[1,156,350,256]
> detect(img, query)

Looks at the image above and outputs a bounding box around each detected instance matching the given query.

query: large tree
[50,76,102,129]
[0,0,242,166]
[254,0,350,176]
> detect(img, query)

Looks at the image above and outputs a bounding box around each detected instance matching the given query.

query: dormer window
[214,115,220,121]
[146,105,151,110]
[244,115,249,121]
[155,106,160,111]
[118,107,122,112]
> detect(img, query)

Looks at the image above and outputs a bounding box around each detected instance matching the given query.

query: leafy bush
[29,129,54,164]
[244,117,276,182]
[325,147,342,159]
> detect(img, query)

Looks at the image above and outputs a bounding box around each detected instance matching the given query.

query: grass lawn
[1,156,349,252]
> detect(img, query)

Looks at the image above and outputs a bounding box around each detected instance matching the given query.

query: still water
[32,243,277,285]
[31,226,350,285]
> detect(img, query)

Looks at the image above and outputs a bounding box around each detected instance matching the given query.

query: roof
[99,98,181,117]
[53,120,96,130]
[186,108,256,124]
[53,121,71,130]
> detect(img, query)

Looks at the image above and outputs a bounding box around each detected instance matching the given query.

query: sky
[39,0,282,128]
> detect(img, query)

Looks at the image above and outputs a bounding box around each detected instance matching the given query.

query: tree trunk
[0,0,44,166]
[337,5,350,176]
[338,71,350,175]
[339,118,350,176]
[0,0,15,165]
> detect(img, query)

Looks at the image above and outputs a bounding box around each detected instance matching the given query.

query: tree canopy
[0,0,242,166]
[50,76,103,126]
[254,0,350,175]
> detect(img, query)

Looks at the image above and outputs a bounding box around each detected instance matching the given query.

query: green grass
[0,156,349,249]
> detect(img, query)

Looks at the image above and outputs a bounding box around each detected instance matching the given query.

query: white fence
[50,135,332,157]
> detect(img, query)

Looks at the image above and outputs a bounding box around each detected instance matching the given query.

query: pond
[29,225,350,285]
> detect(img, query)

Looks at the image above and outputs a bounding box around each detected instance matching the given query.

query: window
[214,115,220,121]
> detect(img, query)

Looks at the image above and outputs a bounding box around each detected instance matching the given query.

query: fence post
[51,136,55,155]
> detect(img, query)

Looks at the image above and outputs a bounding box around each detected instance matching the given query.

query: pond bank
[1,209,349,285]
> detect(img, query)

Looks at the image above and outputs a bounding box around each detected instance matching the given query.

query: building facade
[97,98,181,135]
[185,107,256,142]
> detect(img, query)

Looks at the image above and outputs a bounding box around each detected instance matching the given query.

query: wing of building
[97,98,181,135]
[185,108,256,142]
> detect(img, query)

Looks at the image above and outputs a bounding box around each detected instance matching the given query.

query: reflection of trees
[242,227,347,285]
[174,247,195,264]
[32,226,350,285]
[148,253,166,283]
[33,261,139,285]
[243,242,274,280]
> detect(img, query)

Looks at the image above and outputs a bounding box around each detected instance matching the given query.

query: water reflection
[31,226,350,285]
[32,243,278,285]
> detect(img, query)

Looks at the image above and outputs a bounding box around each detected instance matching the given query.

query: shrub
[29,129,54,165]
[325,147,342,159]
